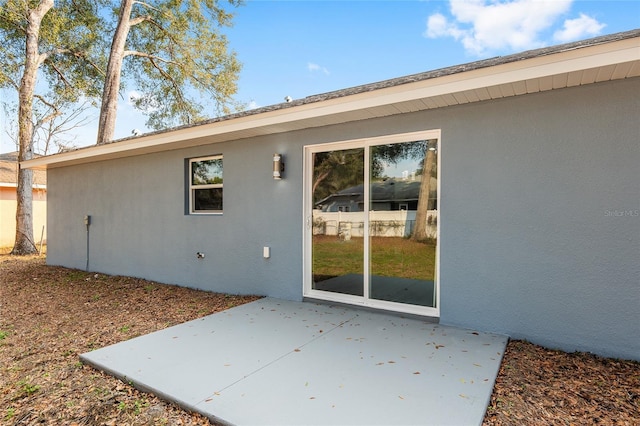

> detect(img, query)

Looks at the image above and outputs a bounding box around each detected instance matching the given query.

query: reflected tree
[411,140,437,241]
[312,149,364,203]
[372,140,437,241]
[312,140,437,240]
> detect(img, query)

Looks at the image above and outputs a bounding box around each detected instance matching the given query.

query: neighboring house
[0,152,47,250]
[314,177,439,238]
[316,176,437,212]
[24,30,640,360]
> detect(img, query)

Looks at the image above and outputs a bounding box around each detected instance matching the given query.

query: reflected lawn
[312,235,436,281]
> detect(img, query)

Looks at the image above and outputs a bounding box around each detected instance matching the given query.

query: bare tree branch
[132,0,163,14]
[33,94,59,111]
[33,94,62,125]
[123,50,178,66]
[48,61,73,88]
[128,15,151,26]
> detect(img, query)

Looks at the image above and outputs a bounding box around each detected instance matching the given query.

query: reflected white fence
[313,210,437,239]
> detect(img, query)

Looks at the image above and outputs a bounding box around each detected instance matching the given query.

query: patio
[81,298,508,425]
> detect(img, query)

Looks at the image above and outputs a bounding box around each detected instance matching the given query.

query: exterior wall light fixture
[273,153,285,180]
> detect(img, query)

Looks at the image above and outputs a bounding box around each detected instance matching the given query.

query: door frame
[303,130,441,318]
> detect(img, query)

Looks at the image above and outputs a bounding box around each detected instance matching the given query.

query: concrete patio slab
[81,298,508,425]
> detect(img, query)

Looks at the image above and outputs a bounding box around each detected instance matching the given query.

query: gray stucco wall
[47,77,639,360]
[47,134,307,301]
[437,78,639,361]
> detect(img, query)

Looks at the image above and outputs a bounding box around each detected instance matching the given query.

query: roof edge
[21,29,640,170]
[111,28,640,142]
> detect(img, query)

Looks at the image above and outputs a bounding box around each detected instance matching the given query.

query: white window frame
[303,129,441,318]
[189,155,223,214]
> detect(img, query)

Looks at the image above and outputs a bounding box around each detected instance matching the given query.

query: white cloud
[425,0,576,55]
[554,13,605,42]
[248,100,259,110]
[308,62,330,75]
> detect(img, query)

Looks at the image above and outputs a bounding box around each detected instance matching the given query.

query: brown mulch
[1,256,638,425]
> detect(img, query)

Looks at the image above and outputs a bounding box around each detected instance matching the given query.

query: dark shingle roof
[316,178,429,207]
[111,29,640,144]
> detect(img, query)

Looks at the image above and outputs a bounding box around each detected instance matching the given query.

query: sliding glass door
[311,147,365,297]
[304,131,440,316]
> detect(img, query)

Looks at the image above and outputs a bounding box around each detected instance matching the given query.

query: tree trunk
[411,143,436,241]
[11,0,54,255]
[96,0,133,145]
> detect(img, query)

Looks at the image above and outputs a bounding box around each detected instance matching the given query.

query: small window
[189,155,223,213]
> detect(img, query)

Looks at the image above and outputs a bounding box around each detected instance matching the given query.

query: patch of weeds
[17,380,40,396]
[0,330,8,340]
[4,407,15,421]
[119,325,131,333]
[144,284,156,292]
[495,397,514,413]
[65,270,87,282]
[93,387,109,397]
[116,398,149,416]
[133,399,149,415]
[92,294,101,301]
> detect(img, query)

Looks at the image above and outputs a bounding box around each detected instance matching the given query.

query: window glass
[192,158,223,185]
[190,156,223,213]
[194,188,223,211]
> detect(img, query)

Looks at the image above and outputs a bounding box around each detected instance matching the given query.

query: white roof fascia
[22,35,640,171]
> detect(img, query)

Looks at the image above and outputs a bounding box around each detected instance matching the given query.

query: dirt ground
[1,255,638,425]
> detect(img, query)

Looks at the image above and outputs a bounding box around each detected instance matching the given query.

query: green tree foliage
[312,149,365,204]
[0,0,106,100]
[0,0,106,254]
[97,0,243,144]
[1,0,242,253]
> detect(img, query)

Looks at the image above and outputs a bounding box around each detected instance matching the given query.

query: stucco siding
[47,77,639,360]
[47,137,305,301]
[437,78,639,360]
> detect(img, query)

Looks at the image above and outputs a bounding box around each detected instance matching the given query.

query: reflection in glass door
[369,140,438,307]
[311,148,365,297]
[306,132,439,315]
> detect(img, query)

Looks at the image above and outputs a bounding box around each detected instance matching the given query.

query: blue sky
[228,0,638,109]
[1,0,638,153]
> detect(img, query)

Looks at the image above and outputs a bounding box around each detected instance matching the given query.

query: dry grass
[485,341,639,425]
[1,255,638,425]
[0,255,259,425]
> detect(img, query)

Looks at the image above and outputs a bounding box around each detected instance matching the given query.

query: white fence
[312,210,437,239]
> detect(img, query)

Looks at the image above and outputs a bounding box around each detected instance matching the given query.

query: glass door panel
[369,140,438,307]
[311,148,365,297]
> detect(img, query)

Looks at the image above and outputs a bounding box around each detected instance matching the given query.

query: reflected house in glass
[315,176,437,213]
[21,30,640,361]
